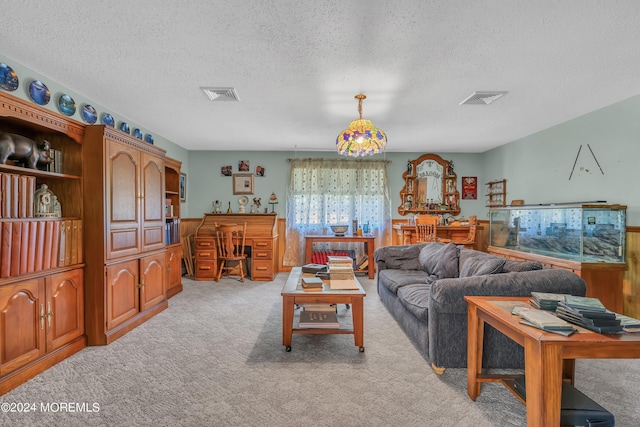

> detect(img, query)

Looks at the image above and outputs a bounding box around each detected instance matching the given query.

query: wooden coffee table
[281,267,366,352]
[465,296,640,427]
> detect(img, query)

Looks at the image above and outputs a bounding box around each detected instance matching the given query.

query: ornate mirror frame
[398,153,460,216]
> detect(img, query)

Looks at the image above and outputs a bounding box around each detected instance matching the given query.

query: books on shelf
[299,310,340,329]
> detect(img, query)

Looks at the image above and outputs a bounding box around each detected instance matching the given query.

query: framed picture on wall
[233,173,254,194]
[256,165,265,176]
[180,172,187,202]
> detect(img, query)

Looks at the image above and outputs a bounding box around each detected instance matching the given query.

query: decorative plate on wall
[0,63,19,91]
[28,80,50,105]
[101,113,115,127]
[57,94,76,116]
[144,134,154,144]
[81,104,98,124]
[132,128,143,139]
[119,122,130,134]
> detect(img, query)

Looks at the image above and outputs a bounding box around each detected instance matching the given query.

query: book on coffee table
[302,263,327,274]
[299,310,340,328]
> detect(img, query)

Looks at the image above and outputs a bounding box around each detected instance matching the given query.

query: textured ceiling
[2,1,640,153]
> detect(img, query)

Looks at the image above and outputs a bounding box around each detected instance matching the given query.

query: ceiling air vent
[459,91,507,105]
[201,87,241,102]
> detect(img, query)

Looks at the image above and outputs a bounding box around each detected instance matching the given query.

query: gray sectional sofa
[375,242,586,373]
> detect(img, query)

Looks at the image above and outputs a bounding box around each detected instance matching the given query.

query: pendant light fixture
[336,94,387,157]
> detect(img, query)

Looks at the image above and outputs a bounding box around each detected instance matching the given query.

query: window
[283,158,391,266]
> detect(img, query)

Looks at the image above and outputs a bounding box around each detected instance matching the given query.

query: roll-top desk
[194,213,279,281]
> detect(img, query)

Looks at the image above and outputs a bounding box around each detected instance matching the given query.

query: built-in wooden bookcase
[165,156,182,297]
[0,92,86,394]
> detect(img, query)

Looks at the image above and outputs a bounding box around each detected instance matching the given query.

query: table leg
[282,295,295,351]
[523,340,563,427]
[304,239,313,264]
[351,296,365,351]
[366,239,375,279]
[467,304,483,400]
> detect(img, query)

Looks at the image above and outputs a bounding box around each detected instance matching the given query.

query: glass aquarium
[489,203,626,263]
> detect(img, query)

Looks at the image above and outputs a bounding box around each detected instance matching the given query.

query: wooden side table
[304,234,376,279]
[465,296,640,427]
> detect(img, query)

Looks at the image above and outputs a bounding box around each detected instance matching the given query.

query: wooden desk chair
[439,215,477,248]
[415,215,439,243]
[215,222,247,282]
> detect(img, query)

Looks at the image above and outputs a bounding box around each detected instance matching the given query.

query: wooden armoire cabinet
[0,92,86,394]
[83,125,167,345]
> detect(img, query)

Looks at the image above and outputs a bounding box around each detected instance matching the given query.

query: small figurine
[213,200,222,213]
[268,192,279,212]
[447,160,454,176]
[407,160,413,176]
[0,132,54,169]
[34,184,59,218]
[253,197,261,209]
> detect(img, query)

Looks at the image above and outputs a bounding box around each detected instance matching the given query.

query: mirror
[398,153,460,216]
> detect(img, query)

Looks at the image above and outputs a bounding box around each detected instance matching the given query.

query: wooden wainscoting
[625,226,640,318]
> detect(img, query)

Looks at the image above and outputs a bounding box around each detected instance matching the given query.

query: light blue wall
[186,150,486,220]
[483,94,640,225]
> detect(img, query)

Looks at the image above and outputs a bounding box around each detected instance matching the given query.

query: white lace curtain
[283,158,392,266]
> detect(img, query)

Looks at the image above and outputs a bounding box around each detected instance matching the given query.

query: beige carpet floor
[1,273,638,426]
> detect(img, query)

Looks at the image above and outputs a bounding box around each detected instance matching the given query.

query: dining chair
[215,222,247,282]
[415,215,439,243]
[439,215,477,248]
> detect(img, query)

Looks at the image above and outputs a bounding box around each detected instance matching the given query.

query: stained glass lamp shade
[336,94,387,157]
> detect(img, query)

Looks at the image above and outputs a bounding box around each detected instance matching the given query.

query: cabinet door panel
[0,279,46,376]
[166,245,182,292]
[141,152,165,251]
[140,252,166,311]
[46,269,84,352]
[107,141,141,258]
[106,260,139,330]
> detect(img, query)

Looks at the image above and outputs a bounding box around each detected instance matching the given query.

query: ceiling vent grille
[201,87,241,102]
[459,91,507,105]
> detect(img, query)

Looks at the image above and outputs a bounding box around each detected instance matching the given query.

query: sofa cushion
[418,242,445,272]
[378,244,423,270]
[419,242,460,279]
[459,250,506,277]
[396,283,431,322]
[501,260,543,272]
[378,269,433,294]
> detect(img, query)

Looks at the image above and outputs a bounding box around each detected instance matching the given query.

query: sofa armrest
[429,269,587,314]
[374,243,426,271]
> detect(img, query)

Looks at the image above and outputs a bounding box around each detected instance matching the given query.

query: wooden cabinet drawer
[195,238,215,250]
[251,239,273,250]
[196,260,217,278]
[251,260,274,281]
[252,249,273,260]
[196,249,216,260]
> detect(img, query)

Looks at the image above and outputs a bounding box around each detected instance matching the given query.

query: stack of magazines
[530,292,569,311]
[512,306,577,336]
[555,296,623,334]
